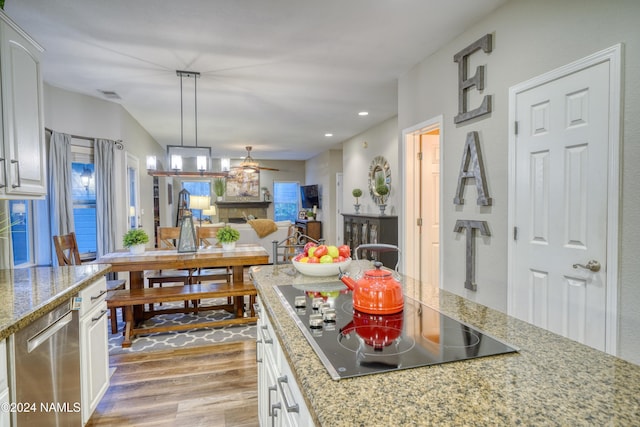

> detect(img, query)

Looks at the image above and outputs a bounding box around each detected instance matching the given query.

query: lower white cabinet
[0,339,9,427]
[256,297,313,427]
[79,277,110,425]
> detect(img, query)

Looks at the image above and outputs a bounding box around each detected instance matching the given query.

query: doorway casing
[401,116,443,291]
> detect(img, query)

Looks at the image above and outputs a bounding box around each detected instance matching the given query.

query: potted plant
[352,188,362,214]
[123,228,149,254]
[214,178,226,201]
[216,225,240,251]
[375,182,390,215]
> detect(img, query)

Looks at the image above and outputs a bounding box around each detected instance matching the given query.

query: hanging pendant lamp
[147,71,226,178]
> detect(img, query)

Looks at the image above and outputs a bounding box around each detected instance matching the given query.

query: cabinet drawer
[78,277,107,317]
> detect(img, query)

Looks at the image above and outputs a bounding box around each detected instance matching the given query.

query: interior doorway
[402,117,442,289]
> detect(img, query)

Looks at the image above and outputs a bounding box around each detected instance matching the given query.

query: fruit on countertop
[294,242,351,264]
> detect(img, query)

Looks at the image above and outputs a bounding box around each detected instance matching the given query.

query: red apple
[308,256,320,263]
[303,242,317,255]
[338,245,351,258]
[314,245,328,258]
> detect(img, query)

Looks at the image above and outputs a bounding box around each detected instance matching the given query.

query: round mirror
[368,156,391,204]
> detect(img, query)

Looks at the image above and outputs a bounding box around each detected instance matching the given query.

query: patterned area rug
[108,297,256,355]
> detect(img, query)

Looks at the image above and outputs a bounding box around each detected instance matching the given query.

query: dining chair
[145,227,192,305]
[52,232,126,334]
[190,226,232,284]
[189,226,233,308]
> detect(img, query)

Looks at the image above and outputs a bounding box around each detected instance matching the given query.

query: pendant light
[147,71,226,178]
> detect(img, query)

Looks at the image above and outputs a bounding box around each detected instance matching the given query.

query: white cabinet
[0,339,9,427]
[79,277,110,425]
[0,11,46,199]
[256,296,313,427]
[278,356,312,427]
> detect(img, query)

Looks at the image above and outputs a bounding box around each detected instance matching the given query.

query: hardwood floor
[87,341,258,427]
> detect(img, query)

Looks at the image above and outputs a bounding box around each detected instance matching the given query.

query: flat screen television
[300,184,320,209]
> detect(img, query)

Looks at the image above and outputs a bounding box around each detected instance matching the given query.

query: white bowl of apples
[292,243,352,277]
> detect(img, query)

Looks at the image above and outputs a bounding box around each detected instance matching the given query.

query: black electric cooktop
[275,283,518,380]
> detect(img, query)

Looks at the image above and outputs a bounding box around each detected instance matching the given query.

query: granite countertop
[251,262,640,426]
[0,264,111,341]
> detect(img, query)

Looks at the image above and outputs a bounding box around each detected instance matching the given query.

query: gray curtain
[95,139,117,258]
[48,131,74,265]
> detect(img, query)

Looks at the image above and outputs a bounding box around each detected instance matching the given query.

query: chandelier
[146,70,227,178]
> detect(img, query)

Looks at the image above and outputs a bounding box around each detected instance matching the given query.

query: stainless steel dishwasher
[9,299,82,426]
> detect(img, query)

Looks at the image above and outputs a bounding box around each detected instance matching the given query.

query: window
[182,181,212,223]
[71,140,97,259]
[273,181,299,222]
[9,200,32,266]
[72,161,97,258]
[128,166,138,229]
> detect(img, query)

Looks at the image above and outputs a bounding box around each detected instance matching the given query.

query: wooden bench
[107,282,258,348]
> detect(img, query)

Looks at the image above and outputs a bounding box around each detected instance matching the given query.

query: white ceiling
[4,0,506,160]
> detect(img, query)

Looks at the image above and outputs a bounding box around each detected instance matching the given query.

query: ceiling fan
[237,146,280,172]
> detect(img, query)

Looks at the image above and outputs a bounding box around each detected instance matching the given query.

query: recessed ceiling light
[358,111,369,116]
[325,133,333,137]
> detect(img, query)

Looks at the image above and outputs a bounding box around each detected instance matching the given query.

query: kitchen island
[251,262,640,426]
[0,264,111,340]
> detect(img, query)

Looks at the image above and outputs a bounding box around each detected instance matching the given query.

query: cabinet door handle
[277,375,300,413]
[270,402,281,427]
[256,337,263,363]
[91,290,108,301]
[267,385,277,416]
[11,159,21,188]
[92,309,109,323]
[261,325,273,344]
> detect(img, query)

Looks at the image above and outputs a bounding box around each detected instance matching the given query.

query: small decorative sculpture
[177,213,197,253]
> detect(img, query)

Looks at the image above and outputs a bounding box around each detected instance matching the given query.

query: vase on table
[222,242,236,251]
[130,244,145,255]
[378,204,387,215]
[354,204,361,214]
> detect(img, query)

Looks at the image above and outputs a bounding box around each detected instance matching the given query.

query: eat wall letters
[452,34,494,292]
[453,220,490,291]
[453,34,493,124]
[453,131,492,206]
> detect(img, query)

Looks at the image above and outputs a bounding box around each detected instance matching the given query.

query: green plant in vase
[352,188,362,213]
[214,178,226,201]
[123,228,149,254]
[375,176,390,215]
[216,225,240,251]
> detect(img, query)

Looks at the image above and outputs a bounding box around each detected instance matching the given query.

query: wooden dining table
[94,243,269,322]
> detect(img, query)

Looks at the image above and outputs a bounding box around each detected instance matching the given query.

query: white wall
[305,149,343,243]
[43,84,164,249]
[398,0,640,364]
[341,117,399,216]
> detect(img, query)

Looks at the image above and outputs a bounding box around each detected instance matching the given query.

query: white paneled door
[509,57,615,352]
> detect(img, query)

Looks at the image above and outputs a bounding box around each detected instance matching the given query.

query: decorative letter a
[453,131,492,206]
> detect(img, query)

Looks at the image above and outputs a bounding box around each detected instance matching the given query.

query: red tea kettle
[340,309,404,349]
[339,261,404,315]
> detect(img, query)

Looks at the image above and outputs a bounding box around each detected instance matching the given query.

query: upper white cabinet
[0,11,46,199]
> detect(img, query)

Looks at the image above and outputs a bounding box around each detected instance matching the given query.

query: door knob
[572,260,601,272]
